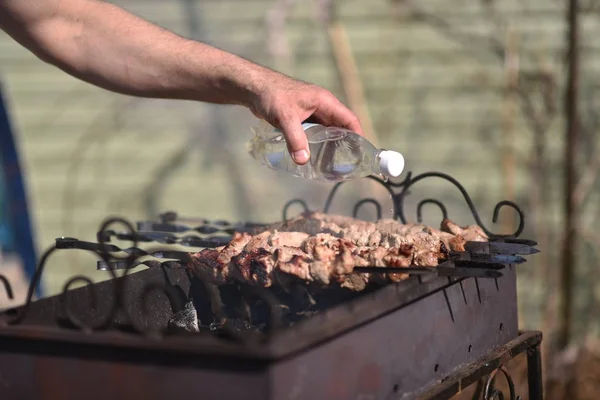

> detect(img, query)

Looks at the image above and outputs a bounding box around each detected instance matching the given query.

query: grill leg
[527,344,543,400]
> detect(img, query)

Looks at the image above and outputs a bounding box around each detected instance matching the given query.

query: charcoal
[167,300,200,333]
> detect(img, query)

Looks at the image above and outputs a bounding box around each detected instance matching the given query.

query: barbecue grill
[0,171,543,400]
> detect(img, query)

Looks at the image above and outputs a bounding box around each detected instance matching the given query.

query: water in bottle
[247,122,405,183]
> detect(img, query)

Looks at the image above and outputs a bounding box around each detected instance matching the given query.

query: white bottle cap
[379,150,405,178]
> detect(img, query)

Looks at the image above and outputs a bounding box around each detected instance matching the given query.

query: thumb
[279,118,310,165]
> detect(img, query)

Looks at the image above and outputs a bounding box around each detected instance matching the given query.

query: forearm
[1,0,363,165]
[0,0,268,106]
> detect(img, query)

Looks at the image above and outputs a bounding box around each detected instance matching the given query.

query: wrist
[223,58,271,109]
[176,41,275,109]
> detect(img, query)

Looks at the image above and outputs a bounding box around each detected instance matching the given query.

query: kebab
[186,212,489,292]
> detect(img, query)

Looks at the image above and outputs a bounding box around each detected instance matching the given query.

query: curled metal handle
[483,365,517,400]
[4,216,138,330]
[61,276,114,332]
[353,198,382,220]
[323,175,397,217]
[282,199,310,221]
[416,199,448,223]
[492,201,524,238]
[319,171,524,238]
[0,275,14,300]
[97,217,139,269]
[4,245,58,325]
[396,172,524,238]
[3,244,120,328]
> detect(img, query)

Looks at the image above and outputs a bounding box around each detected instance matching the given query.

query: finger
[302,115,320,124]
[342,113,363,135]
[279,117,310,165]
[316,97,364,135]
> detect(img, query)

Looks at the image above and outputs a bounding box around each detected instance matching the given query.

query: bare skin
[0,0,363,165]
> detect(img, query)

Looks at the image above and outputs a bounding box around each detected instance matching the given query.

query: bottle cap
[379,150,405,178]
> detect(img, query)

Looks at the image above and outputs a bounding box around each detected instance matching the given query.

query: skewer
[353,264,503,279]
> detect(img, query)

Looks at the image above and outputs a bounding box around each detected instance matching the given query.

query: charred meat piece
[448,235,467,252]
[375,219,466,252]
[301,233,339,256]
[187,213,488,292]
[187,240,411,291]
[269,231,310,248]
[272,246,313,288]
[354,245,412,283]
[276,253,313,281]
[230,248,275,287]
[262,212,344,237]
[441,218,488,242]
[244,231,272,252]
[188,231,251,284]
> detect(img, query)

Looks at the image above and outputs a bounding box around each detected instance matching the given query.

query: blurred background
[0,0,598,397]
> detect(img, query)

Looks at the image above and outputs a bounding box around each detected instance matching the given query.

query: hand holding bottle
[248,123,404,183]
[247,77,363,165]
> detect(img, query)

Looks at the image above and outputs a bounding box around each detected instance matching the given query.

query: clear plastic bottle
[247,122,405,182]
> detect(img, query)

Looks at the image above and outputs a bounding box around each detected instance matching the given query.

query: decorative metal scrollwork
[483,365,519,400]
[1,216,166,335]
[416,199,448,223]
[353,198,382,220]
[60,275,108,332]
[0,210,286,342]
[301,171,524,238]
[323,175,396,217]
[3,245,61,325]
[282,199,310,221]
[0,274,14,301]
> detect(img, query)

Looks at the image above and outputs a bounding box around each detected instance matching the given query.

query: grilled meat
[269,231,310,247]
[261,212,483,252]
[441,218,488,242]
[189,231,251,284]
[187,213,488,291]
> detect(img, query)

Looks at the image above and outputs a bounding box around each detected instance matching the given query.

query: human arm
[0,0,362,164]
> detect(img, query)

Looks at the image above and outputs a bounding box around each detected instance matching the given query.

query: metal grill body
[0,264,519,399]
[0,171,543,399]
